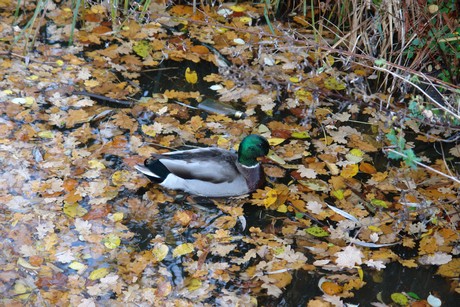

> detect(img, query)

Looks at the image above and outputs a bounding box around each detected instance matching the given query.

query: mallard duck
[135,135,269,197]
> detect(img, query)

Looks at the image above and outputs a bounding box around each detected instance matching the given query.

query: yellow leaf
[267,150,286,165]
[357,266,364,280]
[172,243,194,257]
[112,170,130,186]
[69,261,86,271]
[268,138,285,146]
[263,189,278,208]
[63,202,88,217]
[230,5,246,12]
[111,212,124,222]
[89,268,109,280]
[84,79,100,88]
[239,17,252,25]
[91,4,106,14]
[324,76,346,90]
[142,124,157,137]
[391,293,408,305]
[14,281,32,300]
[185,67,198,84]
[11,96,35,106]
[103,234,121,249]
[38,131,54,138]
[277,204,288,213]
[217,135,229,147]
[289,76,300,83]
[437,258,460,277]
[291,131,309,139]
[17,257,40,270]
[88,160,106,170]
[152,243,169,262]
[350,148,364,157]
[332,189,344,200]
[368,225,381,232]
[326,55,335,66]
[187,278,202,291]
[340,164,359,178]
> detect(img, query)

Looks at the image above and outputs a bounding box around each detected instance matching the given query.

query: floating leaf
[391,292,408,305]
[321,281,342,295]
[305,226,329,237]
[133,40,151,58]
[185,67,198,84]
[230,5,246,12]
[264,189,278,208]
[359,162,377,174]
[103,234,121,249]
[69,261,86,271]
[346,148,364,163]
[268,138,285,146]
[17,257,40,270]
[88,160,106,170]
[427,293,441,307]
[63,202,88,218]
[298,179,329,191]
[341,164,359,178]
[38,130,54,138]
[152,243,169,262]
[112,170,130,186]
[368,225,381,232]
[187,278,202,291]
[14,281,32,300]
[324,77,346,90]
[89,268,109,280]
[111,212,124,222]
[277,204,288,213]
[267,151,286,165]
[172,243,194,257]
[291,131,310,139]
[331,189,345,200]
[406,292,421,300]
[371,199,389,208]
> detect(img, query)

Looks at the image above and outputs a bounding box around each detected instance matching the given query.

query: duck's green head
[238,134,270,166]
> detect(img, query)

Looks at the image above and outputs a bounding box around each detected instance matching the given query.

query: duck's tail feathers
[134,164,164,183]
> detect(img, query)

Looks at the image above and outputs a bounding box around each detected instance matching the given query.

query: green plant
[385,129,420,169]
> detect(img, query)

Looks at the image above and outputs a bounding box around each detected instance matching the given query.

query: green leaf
[305,226,329,237]
[391,292,408,305]
[374,58,386,66]
[371,199,388,208]
[133,40,151,58]
[406,291,421,300]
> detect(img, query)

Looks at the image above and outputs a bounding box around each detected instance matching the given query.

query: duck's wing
[151,148,240,183]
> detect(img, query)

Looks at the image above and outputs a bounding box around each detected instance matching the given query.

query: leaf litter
[0,1,459,306]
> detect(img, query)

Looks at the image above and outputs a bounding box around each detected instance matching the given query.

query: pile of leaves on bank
[0,1,459,306]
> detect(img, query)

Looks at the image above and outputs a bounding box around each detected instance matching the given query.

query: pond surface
[1,19,459,307]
